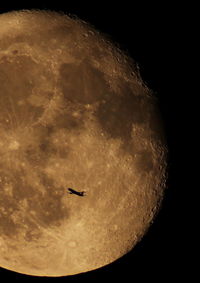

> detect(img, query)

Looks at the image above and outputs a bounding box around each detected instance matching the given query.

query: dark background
[0,2,186,282]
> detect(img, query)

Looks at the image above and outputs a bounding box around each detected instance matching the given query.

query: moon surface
[0,10,167,277]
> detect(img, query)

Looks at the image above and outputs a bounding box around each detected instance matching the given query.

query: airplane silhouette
[67,188,85,196]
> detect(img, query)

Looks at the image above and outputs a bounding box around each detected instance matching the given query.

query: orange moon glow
[0,10,167,277]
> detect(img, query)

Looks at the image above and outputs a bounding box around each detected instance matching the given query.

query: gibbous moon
[0,10,167,277]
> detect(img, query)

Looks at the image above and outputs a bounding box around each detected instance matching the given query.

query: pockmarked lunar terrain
[0,10,167,277]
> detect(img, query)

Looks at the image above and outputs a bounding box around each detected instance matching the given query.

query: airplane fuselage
[67,188,85,196]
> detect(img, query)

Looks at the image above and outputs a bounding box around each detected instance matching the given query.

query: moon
[0,10,167,277]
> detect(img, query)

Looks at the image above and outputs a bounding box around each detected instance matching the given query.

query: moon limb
[0,10,167,277]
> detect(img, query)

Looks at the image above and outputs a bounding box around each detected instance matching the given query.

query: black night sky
[0,2,187,282]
